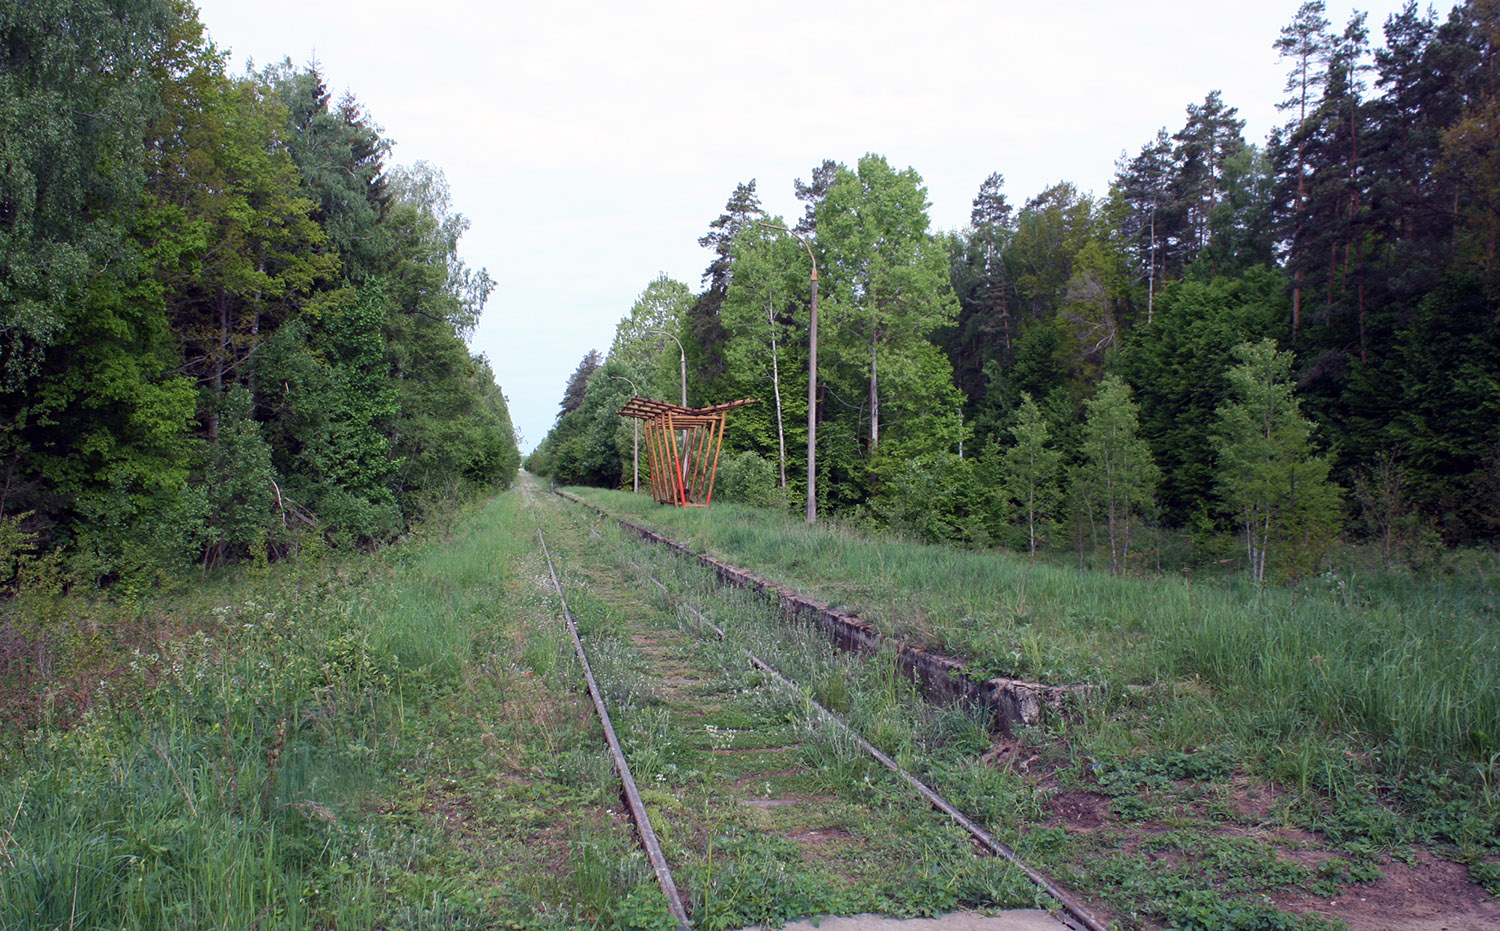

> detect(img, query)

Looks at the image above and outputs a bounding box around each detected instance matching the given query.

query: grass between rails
[564,485,1500,921]
[0,476,1050,931]
[5,472,1495,930]
[535,488,1047,928]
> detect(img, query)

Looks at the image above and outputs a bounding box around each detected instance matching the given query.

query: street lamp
[647,328,687,407]
[609,375,640,493]
[647,328,689,486]
[757,222,819,524]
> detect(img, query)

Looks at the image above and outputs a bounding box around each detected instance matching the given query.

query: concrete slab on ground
[736,910,1069,931]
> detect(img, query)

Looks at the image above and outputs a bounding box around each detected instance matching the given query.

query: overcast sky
[192,0,1452,452]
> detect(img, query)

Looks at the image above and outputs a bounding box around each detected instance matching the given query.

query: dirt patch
[1230,777,1288,824]
[792,826,854,853]
[1046,789,1111,830]
[1276,851,1500,931]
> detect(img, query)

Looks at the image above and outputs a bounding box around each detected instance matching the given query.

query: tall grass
[570,488,1500,782]
[0,494,534,930]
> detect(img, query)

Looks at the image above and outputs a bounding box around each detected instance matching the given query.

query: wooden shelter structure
[617,397,760,507]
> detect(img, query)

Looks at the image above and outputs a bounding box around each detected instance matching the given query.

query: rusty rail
[626,556,1108,931]
[536,530,692,931]
[554,490,1089,731]
[547,492,1111,930]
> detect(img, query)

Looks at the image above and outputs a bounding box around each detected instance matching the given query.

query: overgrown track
[553,489,1085,731]
[535,489,1104,931]
[537,528,693,930]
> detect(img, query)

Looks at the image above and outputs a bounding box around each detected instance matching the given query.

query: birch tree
[1002,393,1061,558]
[1212,339,1341,582]
[721,220,809,488]
[814,155,960,461]
[1081,375,1160,575]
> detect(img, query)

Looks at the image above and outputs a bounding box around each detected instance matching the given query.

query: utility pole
[757,222,819,524]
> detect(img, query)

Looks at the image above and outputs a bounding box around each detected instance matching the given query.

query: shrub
[715,451,783,509]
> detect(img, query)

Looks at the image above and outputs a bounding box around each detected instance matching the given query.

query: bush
[872,452,990,547]
[715,451,783,509]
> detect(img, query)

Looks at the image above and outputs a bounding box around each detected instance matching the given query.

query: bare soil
[1035,756,1500,930]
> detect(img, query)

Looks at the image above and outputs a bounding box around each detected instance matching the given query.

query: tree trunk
[868,326,880,454]
[767,300,787,488]
[1026,460,1039,558]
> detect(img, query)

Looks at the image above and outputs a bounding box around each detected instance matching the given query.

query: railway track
[531,493,1107,931]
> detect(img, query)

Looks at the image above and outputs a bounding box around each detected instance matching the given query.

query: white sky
[192,0,1452,452]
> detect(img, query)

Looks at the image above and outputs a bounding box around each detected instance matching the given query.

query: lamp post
[757,222,818,524]
[609,375,640,493]
[647,328,688,487]
[647,328,687,408]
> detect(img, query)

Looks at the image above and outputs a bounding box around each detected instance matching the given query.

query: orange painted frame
[617,398,760,507]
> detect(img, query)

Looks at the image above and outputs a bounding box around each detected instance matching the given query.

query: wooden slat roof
[616,397,760,420]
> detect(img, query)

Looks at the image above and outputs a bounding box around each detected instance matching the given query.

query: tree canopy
[0,1,518,585]
[531,0,1500,579]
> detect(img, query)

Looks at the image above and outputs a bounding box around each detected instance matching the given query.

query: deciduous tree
[1212,339,1341,582]
[1080,375,1159,575]
[1001,393,1061,558]
[814,155,961,462]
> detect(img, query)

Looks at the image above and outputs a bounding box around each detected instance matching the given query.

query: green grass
[570,487,1500,779]
[560,495,1360,929]
[564,484,1500,903]
[0,491,615,930]
[7,476,1494,929]
[537,494,1050,928]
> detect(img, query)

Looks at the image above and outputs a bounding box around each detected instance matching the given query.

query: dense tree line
[1,0,519,588]
[533,0,1499,579]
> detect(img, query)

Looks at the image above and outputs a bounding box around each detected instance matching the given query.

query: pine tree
[792,158,844,235]
[1172,90,1248,267]
[1274,0,1334,339]
[967,172,1018,366]
[559,350,603,419]
[1113,128,1176,317]
[687,181,764,387]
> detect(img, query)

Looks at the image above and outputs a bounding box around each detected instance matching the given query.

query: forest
[530,0,1500,579]
[3,4,1500,927]
[0,0,521,590]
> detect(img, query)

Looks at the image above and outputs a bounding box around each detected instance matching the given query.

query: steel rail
[536,530,693,931]
[556,496,1107,931]
[628,564,1108,931]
